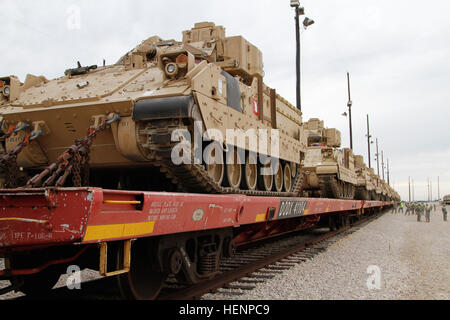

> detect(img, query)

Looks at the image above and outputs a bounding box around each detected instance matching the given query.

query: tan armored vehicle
[365,168,379,200]
[354,155,374,200]
[0,22,307,195]
[380,180,390,201]
[387,185,399,202]
[373,174,383,201]
[301,118,357,199]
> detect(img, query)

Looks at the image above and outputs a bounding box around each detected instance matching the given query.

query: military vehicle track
[141,122,304,197]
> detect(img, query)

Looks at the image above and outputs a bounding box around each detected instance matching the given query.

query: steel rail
[158,209,385,300]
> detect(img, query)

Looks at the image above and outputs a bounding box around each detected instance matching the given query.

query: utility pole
[375,138,380,176]
[366,114,371,168]
[430,178,433,201]
[387,158,390,185]
[381,151,385,180]
[347,72,353,150]
[294,2,302,112]
[412,178,415,201]
[408,176,411,202]
[428,178,431,201]
[291,1,314,112]
[438,176,440,200]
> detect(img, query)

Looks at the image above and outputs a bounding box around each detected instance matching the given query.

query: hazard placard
[252,98,259,115]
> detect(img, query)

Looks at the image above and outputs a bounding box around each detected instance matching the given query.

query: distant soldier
[410,203,416,216]
[425,204,431,223]
[392,202,398,214]
[443,204,448,222]
[399,202,404,214]
[417,204,422,222]
[404,202,410,215]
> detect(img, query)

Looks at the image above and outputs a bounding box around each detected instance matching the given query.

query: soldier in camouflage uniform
[443,203,448,222]
[410,203,416,216]
[425,203,431,222]
[404,202,410,215]
[416,204,422,222]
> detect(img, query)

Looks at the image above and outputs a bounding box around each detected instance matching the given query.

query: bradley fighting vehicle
[354,154,375,200]
[0,22,308,195]
[388,185,400,202]
[442,195,450,205]
[368,169,384,201]
[300,118,357,199]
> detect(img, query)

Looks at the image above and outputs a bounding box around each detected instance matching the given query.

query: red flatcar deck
[0,187,388,252]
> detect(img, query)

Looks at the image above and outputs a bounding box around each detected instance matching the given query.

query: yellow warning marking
[84,221,155,241]
[0,217,48,224]
[303,209,309,215]
[255,213,266,222]
[103,200,141,205]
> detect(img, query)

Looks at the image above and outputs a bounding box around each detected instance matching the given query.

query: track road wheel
[242,153,257,190]
[290,162,297,178]
[283,163,292,192]
[117,240,164,300]
[224,150,242,189]
[274,161,283,192]
[205,143,224,185]
[258,161,273,191]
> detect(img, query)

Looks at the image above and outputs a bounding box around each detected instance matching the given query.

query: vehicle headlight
[176,54,188,69]
[2,85,10,97]
[165,63,178,78]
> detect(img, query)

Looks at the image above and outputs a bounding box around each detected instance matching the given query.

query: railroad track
[2,208,386,301]
[158,209,385,300]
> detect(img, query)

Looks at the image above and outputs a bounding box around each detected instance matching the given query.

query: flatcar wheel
[117,241,164,300]
[274,162,283,192]
[14,265,62,296]
[283,163,292,192]
[258,162,273,191]
[225,151,242,189]
[242,153,257,190]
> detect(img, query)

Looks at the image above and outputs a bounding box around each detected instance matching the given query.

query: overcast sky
[1,0,449,201]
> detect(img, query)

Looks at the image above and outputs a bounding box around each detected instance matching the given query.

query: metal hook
[30,129,43,141]
[106,113,121,125]
[12,123,30,133]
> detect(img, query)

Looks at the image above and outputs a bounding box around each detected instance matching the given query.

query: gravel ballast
[203,203,450,300]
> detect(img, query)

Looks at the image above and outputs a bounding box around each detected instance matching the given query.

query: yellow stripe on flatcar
[255,213,266,222]
[103,200,142,205]
[0,217,48,224]
[83,221,155,241]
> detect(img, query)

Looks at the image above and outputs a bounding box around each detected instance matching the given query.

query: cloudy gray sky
[1,0,449,201]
